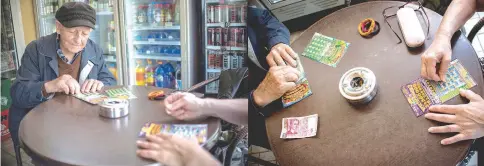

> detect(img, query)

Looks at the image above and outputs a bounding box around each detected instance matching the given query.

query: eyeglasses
[382,1,430,44]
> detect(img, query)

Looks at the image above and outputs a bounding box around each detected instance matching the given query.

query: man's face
[56,21,92,54]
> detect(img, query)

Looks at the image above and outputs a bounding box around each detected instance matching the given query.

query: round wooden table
[265,1,484,166]
[19,86,221,166]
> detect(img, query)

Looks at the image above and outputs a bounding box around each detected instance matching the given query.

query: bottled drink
[163,63,175,88]
[108,63,118,80]
[174,0,180,25]
[135,60,145,86]
[145,60,155,86]
[175,63,182,90]
[147,2,154,25]
[155,61,166,87]
[153,3,162,26]
[137,5,147,24]
[107,21,116,53]
[160,3,166,26]
[165,4,173,26]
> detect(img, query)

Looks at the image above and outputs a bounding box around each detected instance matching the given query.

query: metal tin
[99,98,130,118]
[338,67,378,105]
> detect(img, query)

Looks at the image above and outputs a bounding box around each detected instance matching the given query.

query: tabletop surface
[19,86,221,166]
[265,1,484,166]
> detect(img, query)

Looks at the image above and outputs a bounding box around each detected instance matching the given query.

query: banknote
[280,114,318,139]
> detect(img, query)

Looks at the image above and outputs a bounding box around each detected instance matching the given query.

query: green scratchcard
[301,33,350,67]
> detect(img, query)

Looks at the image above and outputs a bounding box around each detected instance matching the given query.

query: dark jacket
[247,6,290,149]
[9,33,116,146]
[247,6,290,117]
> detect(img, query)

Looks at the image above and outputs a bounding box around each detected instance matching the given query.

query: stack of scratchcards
[282,57,313,108]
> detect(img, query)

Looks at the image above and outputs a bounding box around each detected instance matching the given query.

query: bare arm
[204,99,248,126]
[436,0,478,41]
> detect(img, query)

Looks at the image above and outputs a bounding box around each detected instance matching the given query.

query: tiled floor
[2,138,34,166]
[248,12,484,166]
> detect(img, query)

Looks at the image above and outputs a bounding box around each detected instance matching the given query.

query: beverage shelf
[206,45,246,51]
[206,0,247,3]
[133,41,181,45]
[206,22,246,27]
[97,11,114,15]
[206,68,221,73]
[134,54,181,61]
[132,26,181,31]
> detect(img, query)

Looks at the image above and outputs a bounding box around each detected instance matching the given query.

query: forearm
[203,99,248,126]
[436,0,476,41]
[11,81,47,109]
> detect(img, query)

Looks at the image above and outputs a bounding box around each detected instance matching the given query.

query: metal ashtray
[99,98,129,118]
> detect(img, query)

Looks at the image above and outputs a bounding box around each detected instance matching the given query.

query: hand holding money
[281,114,318,139]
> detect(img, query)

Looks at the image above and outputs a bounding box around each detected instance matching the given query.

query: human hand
[420,35,452,81]
[164,92,208,120]
[81,79,104,93]
[44,74,81,95]
[267,43,299,67]
[253,66,301,107]
[137,133,220,166]
[425,89,484,145]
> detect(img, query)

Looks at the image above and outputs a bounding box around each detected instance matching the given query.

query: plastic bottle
[145,60,155,86]
[153,3,162,26]
[163,62,176,88]
[135,60,145,86]
[107,21,115,53]
[155,61,165,87]
[165,4,173,26]
[160,3,166,26]
[137,5,147,24]
[174,0,180,25]
[175,63,182,90]
[108,64,118,80]
[147,2,154,25]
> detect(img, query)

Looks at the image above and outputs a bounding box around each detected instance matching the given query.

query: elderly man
[9,2,115,162]
[247,5,301,150]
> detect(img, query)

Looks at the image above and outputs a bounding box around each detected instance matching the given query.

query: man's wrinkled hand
[253,66,301,107]
[44,74,80,95]
[267,43,299,67]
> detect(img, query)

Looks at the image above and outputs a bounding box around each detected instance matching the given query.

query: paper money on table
[280,114,318,139]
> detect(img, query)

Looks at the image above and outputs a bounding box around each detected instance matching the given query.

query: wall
[20,0,37,45]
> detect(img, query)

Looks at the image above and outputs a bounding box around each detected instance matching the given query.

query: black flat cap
[55,2,96,29]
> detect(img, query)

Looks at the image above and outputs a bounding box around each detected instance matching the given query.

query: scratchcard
[301,33,350,67]
[73,92,108,105]
[139,123,208,144]
[280,114,318,139]
[105,88,137,99]
[402,60,477,117]
[282,57,313,108]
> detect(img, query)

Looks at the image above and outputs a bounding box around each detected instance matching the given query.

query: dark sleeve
[10,42,49,109]
[248,90,283,117]
[249,7,290,49]
[94,45,117,86]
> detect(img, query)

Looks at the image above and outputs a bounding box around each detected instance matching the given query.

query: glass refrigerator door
[204,0,247,94]
[122,0,182,89]
[35,0,120,82]
[1,0,19,80]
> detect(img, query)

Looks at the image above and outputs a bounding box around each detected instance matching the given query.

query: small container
[99,98,130,118]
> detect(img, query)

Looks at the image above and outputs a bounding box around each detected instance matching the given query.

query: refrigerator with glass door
[119,0,200,90]
[203,0,248,94]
